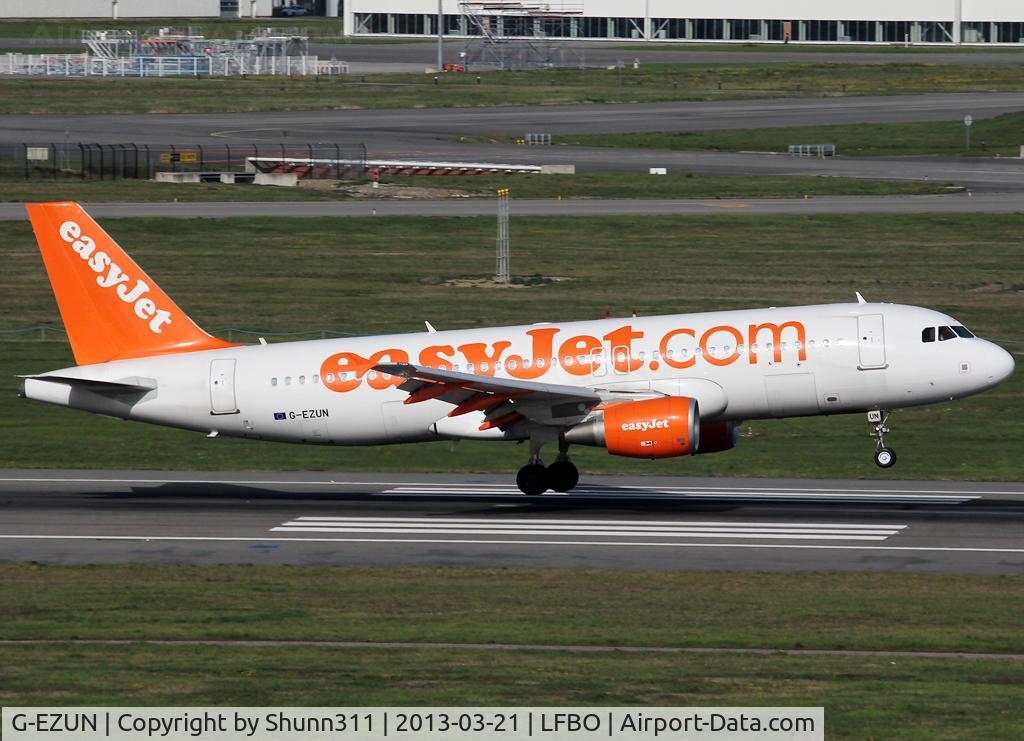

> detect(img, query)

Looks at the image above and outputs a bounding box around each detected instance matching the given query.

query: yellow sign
[160,151,197,164]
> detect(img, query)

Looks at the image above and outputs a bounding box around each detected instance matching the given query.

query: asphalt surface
[0,471,1020,574]
[2,192,1020,220]
[7,94,1024,146]
[6,93,1023,189]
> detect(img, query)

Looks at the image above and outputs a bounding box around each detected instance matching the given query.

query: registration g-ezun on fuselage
[21,203,1014,494]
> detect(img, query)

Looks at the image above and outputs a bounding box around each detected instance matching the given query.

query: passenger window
[298,375,306,385]
[952,326,974,338]
[284,376,292,386]
[922,327,935,343]
[312,374,319,384]
[271,377,278,387]
[325,373,335,383]
[939,326,957,341]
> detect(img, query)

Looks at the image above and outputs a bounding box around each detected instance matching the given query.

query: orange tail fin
[27,202,238,366]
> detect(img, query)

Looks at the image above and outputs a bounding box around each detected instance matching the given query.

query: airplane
[19,202,1015,495]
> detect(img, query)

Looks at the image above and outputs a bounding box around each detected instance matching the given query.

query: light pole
[437,0,443,72]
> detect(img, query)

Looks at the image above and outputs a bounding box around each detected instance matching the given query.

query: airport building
[347,1,1024,45]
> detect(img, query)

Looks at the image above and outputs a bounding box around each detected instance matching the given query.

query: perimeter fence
[1,53,336,78]
[0,142,368,180]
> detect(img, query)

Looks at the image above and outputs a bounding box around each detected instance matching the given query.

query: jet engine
[566,396,699,459]
[693,420,740,455]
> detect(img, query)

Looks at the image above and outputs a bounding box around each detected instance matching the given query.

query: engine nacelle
[694,420,740,455]
[566,396,699,459]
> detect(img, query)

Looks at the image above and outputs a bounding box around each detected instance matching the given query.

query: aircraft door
[764,373,819,417]
[209,358,238,415]
[857,314,887,369]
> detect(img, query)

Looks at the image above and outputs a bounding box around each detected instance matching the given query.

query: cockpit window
[938,326,957,341]
[952,325,975,338]
[922,327,935,343]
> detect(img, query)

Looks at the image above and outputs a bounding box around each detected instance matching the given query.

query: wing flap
[376,362,602,430]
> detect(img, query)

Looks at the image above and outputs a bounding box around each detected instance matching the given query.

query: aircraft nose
[984,342,1015,386]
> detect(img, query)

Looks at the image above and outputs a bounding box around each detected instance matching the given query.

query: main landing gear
[516,435,579,495]
[868,410,896,468]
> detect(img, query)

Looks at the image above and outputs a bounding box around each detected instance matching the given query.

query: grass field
[2,62,1023,114]
[2,213,1020,478]
[558,111,1024,158]
[0,174,960,203]
[2,565,1022,739]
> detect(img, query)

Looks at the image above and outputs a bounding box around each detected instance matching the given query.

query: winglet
[26,202,239,366]
[424,321,437,334]
[855,291,867,304]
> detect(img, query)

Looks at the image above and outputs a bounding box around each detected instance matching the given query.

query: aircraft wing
[375,362,602,431]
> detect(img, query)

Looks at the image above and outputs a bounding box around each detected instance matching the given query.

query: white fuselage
[22,302,1014,447]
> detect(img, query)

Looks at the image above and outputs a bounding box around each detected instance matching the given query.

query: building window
[579,17,608,38]
[765,20,799,41]
[503,16,533,37]
[729,19,761,40]
[806,20,838,41]
[610,17,644,39]
[995,22,1024,42]
[961,22,991,43]
[540,17,572,38]
[693,19,724,40]
[652,18,686,39]
[392,13,426,35]
[443,14,463,34]
[843,20,876,42]
[880,20,913,42]
[354,12,387,34]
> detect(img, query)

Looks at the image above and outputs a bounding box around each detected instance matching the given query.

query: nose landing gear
[516,435,580,495]
[868,410,896,468]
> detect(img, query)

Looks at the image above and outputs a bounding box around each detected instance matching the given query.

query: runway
[1,471,1021,574]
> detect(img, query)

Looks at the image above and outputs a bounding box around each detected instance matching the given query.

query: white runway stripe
[293,516,906,529]
[270,527,892,541]
[270,517,906,542]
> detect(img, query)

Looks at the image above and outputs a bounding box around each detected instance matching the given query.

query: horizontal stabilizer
[19,374,157,394]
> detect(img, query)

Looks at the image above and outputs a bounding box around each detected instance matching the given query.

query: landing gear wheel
[545,460,579,493]
[874,447,896,468]
[516,463,548,496]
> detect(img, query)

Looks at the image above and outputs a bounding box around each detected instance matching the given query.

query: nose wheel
[868,410,896,468]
